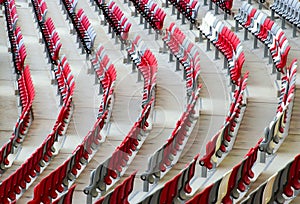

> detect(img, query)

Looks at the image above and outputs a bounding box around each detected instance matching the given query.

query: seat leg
[293,25,297,38]
[206,40,211,51]
[268,52,273,64]
[199,32,203,43]
[281,18,286,29]
[235,20,239,32]
[209,0,213,10]
[177,10,180,19]
[169,53,174,62]
[140,14,143,24]
[223,57,227,70]
[201,166,207,177]
[214,4,219,15]
[176,59,180,71]
[137,69,142,82]
[143,179,149,192]
[264,45,268,58]
[244,28,249,40]
[99,84,103,95]
[132,63,136,72]
[190,23,193,30]
[271,10,275,20]
[253,37,258,49]
[215,49,220,60]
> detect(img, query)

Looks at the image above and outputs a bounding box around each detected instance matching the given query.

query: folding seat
[289,154,300,191]
[153,9,166,30]
[174,126,186,149]
[119,138,134,158]
[186,183,214,204]
[269,31,284,54]
[17,163,28,191]
[0,180,11,203]
[281,0,297,18]
[237,159,252,192]
[28,182,44,204]
[10,4,18,29]
[91,45,104,68]
[211,22,225,43]
[190,1,200,21]
[270,38,284,63]
[257,19,272,40]
[110,172,135,204]
[275,0,290,15]
[243,182,267,204]
[1,142,12,169]
[6,171,19,201]
[109,149,124,172]
[221,38,234,59]
[231,38,241,54]
[177,0,187,14]
[69,0,78,10]
[159,142,175,172]
[41,176,55,203]
[281,155,300,198]
[243,8,257,27]
[200,12,214,34]
[85,163,108,194]
[221,0,232,11]
[42,138,54,164]
[121,22,131,40]
[121,173,136,202]
[79,139,91,163]
[18,44,27,70]
[270,0,282,11]
[53,39,62,62]
[199,132,220,169]
[160,175,180,203]
[58,159,72,191]
[181,155,198,196]
[275,44,290,72]
[167,36,180,55]
[250,13,267,35]
[16,32,24,50]
[239,142,258,189]
[231,54,244,82]
[28,145,43,178]
[246,9,261,30]
[142,147,164,182]
[127,35,141,56]
[288,3,300,25]
[0,144,8,170]
[265,164,290,203]
[46,18,56,36]
[38,1,48,23]
[183,0,192,15]
[77,8,85,20]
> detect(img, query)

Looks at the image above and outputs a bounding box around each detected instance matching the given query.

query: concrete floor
[0,0,299,203]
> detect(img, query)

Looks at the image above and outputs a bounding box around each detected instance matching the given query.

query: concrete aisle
[0,14,18,147]
[1,1,61,181]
